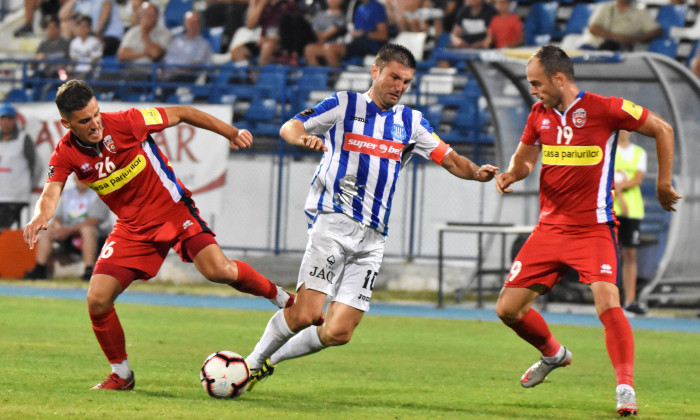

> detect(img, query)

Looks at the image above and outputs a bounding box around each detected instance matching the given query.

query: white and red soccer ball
[200,350,250,398]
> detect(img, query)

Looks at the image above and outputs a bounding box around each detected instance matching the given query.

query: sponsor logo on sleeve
[300,108,316,116]
[621,100,643,120]
[48,165,54,178]
[139,108,163,125]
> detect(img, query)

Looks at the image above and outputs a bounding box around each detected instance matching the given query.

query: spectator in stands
[59,0,124,56]
[117,2,171,70]
[203,0,249,54]
[435,0,459,34]
[390,0,444,34]
[613,130,649,316]
[483,0,523,49]
[449,0,497,49]
[24,175,112,281]
[161,11,213,98]
[35,15,71,78]
[14,0,68,37]
[344,0,390,63]
[0,103,39,229]
[278,3,316,66]
[582,0,662,52]
[229,0,297,66]
[304,0,348,68]
[69,14,103,80]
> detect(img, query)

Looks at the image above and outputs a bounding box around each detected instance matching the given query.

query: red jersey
[47,107,191,230]
[520,91,648,225]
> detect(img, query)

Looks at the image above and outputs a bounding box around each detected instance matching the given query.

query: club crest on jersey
[103,136,116,153]
[573,108,586,128]
[391,124,407,141]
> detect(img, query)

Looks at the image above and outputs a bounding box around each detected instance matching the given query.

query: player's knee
[319,324,353,346]
[86,290,112,314]
[202,261,237,284]
[286,308,323,332]
[495,303,520,324]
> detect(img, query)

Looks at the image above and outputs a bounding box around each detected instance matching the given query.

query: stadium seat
[656,4,687,38]
[648,38,679,59]
[164,0,193,29]
[334,71,372,91]
[524,2,558,46]
[561,3,597,37]
[236,98,279,136]
[393,31,428,61]
[5,88,33,102]
[204,26,225,54]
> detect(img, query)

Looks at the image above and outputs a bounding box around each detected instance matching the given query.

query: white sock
[111,359,131,379]
[270,325,327,365]
[617,384,635,394]
[542,346,565,364]
[269,286,291,309]
[246,310,295,370]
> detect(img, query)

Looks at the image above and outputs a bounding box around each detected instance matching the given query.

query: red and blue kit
[47,107,215,282]
[508,92,648,288]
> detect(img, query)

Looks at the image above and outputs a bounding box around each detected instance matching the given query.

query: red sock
[89,306,127,364]
[231,260,277,299]
[506,308,561,357]
[600,307,634,386]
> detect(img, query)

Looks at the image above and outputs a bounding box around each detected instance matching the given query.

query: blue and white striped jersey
[296,91,452,236]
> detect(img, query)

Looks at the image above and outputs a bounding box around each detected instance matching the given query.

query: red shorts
[504,223,619,291]
[94,197,218,289]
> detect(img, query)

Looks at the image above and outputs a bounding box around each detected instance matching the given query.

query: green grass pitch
[1,295,699,419]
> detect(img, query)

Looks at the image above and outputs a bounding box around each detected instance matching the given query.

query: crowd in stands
[8,0,700,82]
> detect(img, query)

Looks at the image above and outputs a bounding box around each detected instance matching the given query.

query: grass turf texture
[1,295,699,419]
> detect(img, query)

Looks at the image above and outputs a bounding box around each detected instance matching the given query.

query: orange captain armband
[429,134,451,165]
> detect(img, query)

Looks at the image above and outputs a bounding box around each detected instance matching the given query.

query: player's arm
[163,106,252,150]
[633,111,682,211]
[24,181,65,249]
[440,150,498,181]
[495,142,540,195]
[279,118,328,151]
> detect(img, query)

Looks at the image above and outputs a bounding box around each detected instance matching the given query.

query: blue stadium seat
[561,3,597,36]
[204,26,225,54]
[164,0,193,29]
[524,2,558,46]
[656,4,687,38]
[236,99,280,136]
[5,88,33,102]
[648,38,678,59]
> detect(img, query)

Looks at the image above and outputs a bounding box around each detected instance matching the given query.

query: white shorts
[297,212,386,312]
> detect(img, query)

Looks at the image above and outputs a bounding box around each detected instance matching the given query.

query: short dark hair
[42,14,60,29]
[375,43,417,70]
[74,13,92,26]
[55,80,95,118]
[530,45,575,81]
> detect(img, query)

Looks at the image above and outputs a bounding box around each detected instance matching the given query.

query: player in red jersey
[494,46,681,417]
[23,80,295,391]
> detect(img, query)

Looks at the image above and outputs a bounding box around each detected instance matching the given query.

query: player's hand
[23,216,49,250]
[657,183,682,212]
[229,128,253,150]
[475,164,499,182]
[300,134,327,151]
[495,172,516,195]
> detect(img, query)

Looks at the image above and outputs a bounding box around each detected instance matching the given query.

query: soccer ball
[200,350,251,398]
